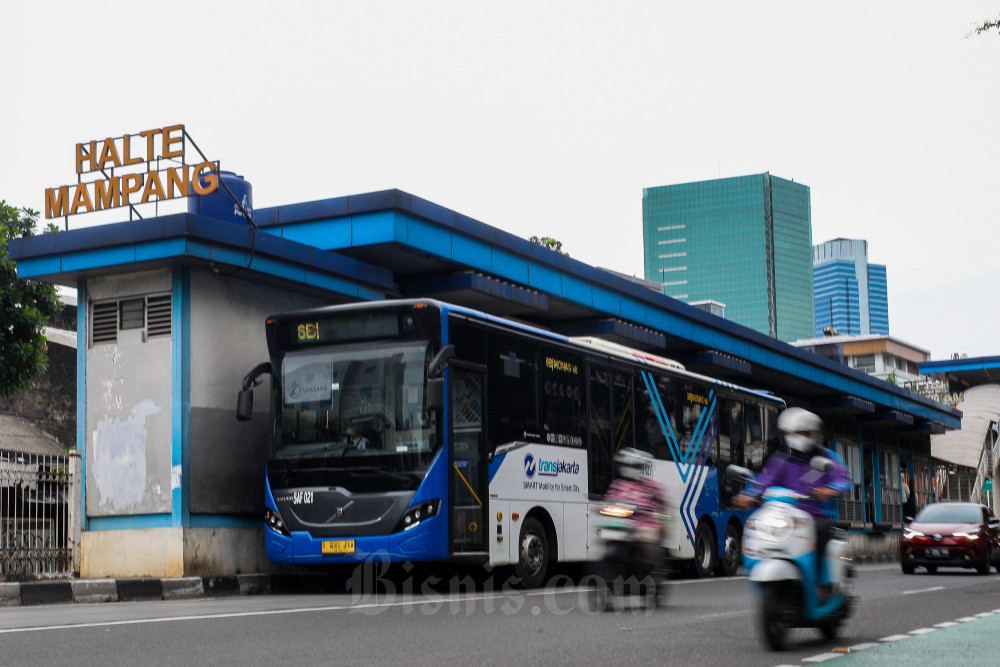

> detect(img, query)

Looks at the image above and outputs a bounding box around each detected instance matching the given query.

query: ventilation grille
[90,293,172,346]
[146,294,172,338]
[92,302,118,345]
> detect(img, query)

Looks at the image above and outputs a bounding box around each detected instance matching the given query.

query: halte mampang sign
[45,124,219,219]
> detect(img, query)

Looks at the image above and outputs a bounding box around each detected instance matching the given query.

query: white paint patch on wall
[92,398,162,511]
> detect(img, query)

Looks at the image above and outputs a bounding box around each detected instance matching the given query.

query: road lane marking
[901,585,944,595]
[0,587,589,635]
[802,652,842,663]
[847,642,879,651]
[974,611,995,618]
[908,628,935,635]
[956,616,977,622]
[879,634,912,642]
[933,621,958,628]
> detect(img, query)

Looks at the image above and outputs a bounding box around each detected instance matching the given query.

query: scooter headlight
[749,506,793,542]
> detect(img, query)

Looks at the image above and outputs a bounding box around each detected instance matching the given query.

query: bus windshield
[276,340,438,472]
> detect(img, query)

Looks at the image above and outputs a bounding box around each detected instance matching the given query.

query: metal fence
[0,449,80,579]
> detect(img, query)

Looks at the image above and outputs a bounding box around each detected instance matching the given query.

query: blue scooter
[729,463,855,651]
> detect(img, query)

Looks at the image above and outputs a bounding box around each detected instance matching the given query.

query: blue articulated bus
[237,299,785,584]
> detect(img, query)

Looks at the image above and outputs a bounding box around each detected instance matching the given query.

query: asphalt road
[1,563,998,666]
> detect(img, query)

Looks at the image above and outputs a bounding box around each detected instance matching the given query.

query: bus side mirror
[237,389,254,422]
[427,378,444,410]
[237,361,272,422]
[425,345,455,410]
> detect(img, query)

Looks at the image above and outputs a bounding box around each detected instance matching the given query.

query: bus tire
[693,522,717,578]
[716,522,741,577]
[515,516,549,588]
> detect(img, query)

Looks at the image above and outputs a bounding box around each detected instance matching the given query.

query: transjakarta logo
[523,453,580,478]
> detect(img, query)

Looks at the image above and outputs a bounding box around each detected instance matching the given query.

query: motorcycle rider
[603,448,668,575]
[734,407,850,600]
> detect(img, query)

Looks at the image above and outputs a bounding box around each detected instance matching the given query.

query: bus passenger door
[449,366,487,553]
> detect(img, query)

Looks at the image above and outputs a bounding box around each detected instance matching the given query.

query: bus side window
[677,383,713,466]
[588,365,613,496]
[486,333,539,449]
[744,405,765,473]
[634,371,674,462]
[540,347,585,446]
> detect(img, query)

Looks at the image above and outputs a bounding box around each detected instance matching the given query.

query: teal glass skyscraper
[813,238,889,336]
[642,173,815,342]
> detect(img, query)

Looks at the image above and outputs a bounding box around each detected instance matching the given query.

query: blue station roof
[12,188,960,431]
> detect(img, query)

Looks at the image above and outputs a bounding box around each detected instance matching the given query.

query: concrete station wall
[85,269,173,517]
[189,268,325,515]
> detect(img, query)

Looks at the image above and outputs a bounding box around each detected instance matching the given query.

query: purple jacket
[750,448,851,519]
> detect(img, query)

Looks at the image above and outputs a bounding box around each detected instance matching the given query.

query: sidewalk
[0,573,346,606]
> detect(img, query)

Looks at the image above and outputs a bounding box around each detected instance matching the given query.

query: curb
[0,573,284,607]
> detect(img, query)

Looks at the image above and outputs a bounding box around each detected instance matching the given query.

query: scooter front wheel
[761,585,789,651]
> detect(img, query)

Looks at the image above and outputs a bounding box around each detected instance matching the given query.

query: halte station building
[11,129,963,577]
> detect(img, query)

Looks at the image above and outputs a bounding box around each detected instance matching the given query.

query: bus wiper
[346,466,414,485]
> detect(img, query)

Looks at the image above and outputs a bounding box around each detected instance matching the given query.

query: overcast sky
[3,2,998,361]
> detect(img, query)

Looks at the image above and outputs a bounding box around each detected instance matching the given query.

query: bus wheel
[694,522,717,578]
[515,517,549,588]
[716,523,741,577]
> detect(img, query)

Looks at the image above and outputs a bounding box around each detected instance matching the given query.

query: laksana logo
[523,453,580,479]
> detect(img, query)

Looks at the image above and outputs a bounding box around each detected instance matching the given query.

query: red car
[900,502,1000,574]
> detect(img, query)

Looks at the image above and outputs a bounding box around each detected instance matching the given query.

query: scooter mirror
[809,455,833,472]
[726,464,752,481]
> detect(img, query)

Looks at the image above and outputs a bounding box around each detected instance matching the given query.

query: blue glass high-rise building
[642,173,815,342]
[813,238,889,336]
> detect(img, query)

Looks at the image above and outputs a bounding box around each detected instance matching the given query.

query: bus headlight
[266,508,291,537]
[394,499,441,532]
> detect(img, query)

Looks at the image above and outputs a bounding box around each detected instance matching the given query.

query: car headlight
[955,529,981,540]
[902,528,924,539]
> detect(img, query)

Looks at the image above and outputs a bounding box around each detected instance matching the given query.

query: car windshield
[914,504,981,524]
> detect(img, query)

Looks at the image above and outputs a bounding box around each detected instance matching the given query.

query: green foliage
[0,201,63,398]
[969,16,1000,36]
[529,235,568,256]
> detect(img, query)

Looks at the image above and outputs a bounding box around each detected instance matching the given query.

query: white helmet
[614,447,651,480]
[777,407,823,455]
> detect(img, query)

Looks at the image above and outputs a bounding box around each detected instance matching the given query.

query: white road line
[879,634,912,642]
[908,628,936,635]
[933,621,958,628]
[802,653,842,663]
[901,585,944,595]
[847,642,880,651]
[974,611,995,618]
[956,616,977,622]
[0,588,585,635]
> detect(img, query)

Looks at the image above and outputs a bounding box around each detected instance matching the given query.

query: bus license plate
[322,540,356,555]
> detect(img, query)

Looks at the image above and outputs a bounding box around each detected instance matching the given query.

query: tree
[529,235,568,256]
[969,16,1000,36]
[0,201,62,398]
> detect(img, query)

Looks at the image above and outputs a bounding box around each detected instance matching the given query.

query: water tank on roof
[188,170,253,225]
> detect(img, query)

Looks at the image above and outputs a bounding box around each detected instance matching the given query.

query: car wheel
[975,546,991,575]
[515,516,549,588]
[901,562,915,574]
[693,522,717,578]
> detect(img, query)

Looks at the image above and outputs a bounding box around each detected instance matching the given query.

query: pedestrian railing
[0,449,80,579]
